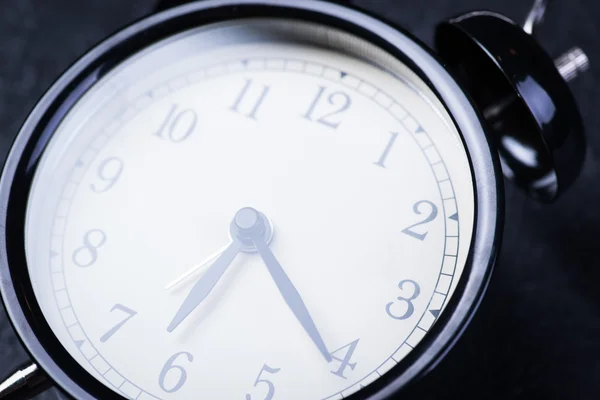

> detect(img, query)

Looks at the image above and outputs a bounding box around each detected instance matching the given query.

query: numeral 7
[100,304,137,342]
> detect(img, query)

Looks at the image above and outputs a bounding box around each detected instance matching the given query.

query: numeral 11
[230,79,270,120]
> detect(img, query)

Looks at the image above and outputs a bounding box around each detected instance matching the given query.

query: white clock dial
[24,19,474,399]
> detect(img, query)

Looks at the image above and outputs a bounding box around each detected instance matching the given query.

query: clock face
[23,18,475,400]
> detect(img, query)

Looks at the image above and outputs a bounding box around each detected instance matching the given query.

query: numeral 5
[246,364,281,400]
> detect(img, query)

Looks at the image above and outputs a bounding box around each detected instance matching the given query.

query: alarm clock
[0,0,587,399]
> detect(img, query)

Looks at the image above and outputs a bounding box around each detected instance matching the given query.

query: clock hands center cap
[230,207,274,253]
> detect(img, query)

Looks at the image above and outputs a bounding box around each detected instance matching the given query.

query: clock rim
[0,1,503,399]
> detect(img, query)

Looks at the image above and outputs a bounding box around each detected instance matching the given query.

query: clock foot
[0,362,51,400]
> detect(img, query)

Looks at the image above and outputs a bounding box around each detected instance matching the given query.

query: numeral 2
[303,86,351,129]
[402,200,438,241]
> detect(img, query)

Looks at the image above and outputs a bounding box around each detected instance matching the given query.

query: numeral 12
[303,86,351,129]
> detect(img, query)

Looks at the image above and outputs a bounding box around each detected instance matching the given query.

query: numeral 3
[386,280,420,320]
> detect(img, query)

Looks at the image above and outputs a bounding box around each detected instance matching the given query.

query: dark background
[0,0,598,399]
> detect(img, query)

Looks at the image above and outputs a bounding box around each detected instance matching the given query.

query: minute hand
[251,236,332,363]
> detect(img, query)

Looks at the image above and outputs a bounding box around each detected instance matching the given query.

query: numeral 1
[330,339,360,379]
[373,131,399,168]
[230,79,270,120]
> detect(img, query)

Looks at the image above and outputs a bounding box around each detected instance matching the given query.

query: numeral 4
[330,339,360,379]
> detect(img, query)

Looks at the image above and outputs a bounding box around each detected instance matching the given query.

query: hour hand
[165,241,232,290]
[167,240,241,332]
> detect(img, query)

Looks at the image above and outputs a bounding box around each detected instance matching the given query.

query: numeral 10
[154,104,198,143]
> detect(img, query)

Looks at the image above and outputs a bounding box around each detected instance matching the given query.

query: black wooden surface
[0,1,598,399]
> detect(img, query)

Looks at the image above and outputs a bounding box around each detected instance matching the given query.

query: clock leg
[0,362,51,400]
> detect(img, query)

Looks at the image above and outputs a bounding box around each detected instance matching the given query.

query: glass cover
[25,18,475,399]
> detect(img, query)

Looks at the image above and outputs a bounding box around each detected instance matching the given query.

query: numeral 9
[90,157,124,193]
